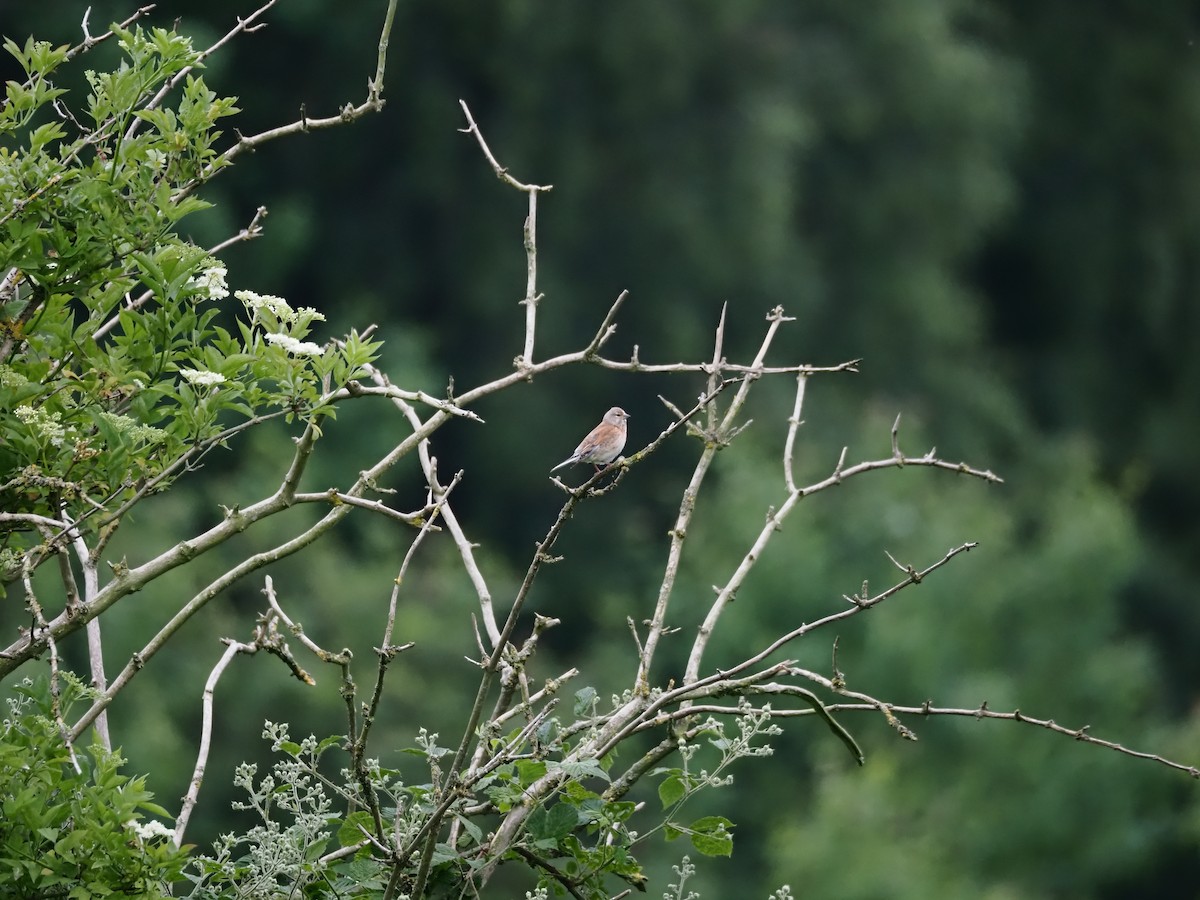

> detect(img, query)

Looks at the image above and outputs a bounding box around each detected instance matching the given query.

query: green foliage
[169,689,791,897]
[651,702,782,861]
[0,675,186,897]
[2,2,1197,898]
[0,22,381,594]
[184,724,347,898]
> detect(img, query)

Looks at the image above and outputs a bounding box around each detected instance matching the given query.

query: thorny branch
[1,21,1194,898]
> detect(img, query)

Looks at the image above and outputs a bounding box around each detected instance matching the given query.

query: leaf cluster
[0,24,381,597]
[179,688,777,899]
[0,676,186,898]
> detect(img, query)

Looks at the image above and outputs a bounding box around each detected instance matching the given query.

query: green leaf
[658,772,685,808]
[454,814,484,847]
[573,686,598,716]
[28,121,64,152]
[687,815,734,857]
[527,802,579,844]
[337,810,376,849]
[317,735,344,753]
[554,759,609,782]
[515,759,547,784]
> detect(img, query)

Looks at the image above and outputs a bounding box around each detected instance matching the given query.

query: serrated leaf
[515,759,547,784]
[28,121,64,151]
[657,773,685,808]
[453,814,483,846]
[573,685,597,716]
[316,735,343,753]
[337,811,376,849]
[554,759,609,781]
[688,815,734,857]
[528,802,579,843]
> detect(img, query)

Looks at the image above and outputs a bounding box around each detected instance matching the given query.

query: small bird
[550,406,630,473]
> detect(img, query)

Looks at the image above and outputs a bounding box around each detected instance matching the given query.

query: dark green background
[3,1,1199,896]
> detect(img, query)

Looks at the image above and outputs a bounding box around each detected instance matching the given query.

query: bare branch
[679,543,979,709]
[291,489,435,528]
[62,510,110,750]
[58,410,461,729]
[179,0,400,196]
[829,701,1200,778]
[65,5,156,63]
[633,377,738,691]
[783,372,807,493]
[364,371,501,649]
[263,576,334,665]
[458,99,553,193]
[684,431,1000,688]
[490,667,580,730]
[175,638,248,847]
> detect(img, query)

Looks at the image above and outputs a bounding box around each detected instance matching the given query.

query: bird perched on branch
[551,406,629,473]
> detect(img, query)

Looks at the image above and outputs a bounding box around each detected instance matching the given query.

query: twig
[458,101,552,369]
[127,2,279,144]
[633,309,731,693]
[513,847,587,900]
[677,543,979,711]
[679,305,799,685]
[683,429,1000,687]
[180,0,400,197]
[489,667,580,729]
[62,510,110,750]
[92,207,269,342]
[262,576,334,665]
[174,636,256,846]
[830,701,1200,778]
[782,372,807,493]
[65,5,156,63]
[290,489,436,527]
[365,373,502,649]
[458,100,553,193]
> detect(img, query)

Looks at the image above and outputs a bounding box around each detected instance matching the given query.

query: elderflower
[264,332,324,356]
[180,367,227,387]
[237,289,293,320]
[236,289,325,325]
[189,263,229,300]
[0,364,29,388]
[15,405,67,447]
[127,819,174,842]
[98,411,165,444]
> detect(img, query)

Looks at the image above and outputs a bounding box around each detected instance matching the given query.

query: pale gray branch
[175,638,249,847]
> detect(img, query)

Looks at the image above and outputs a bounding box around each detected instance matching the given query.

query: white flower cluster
[180,367,227,387]
[15,405,67,447]
[98,411,165,444]
[264,332,324,357]
[0,365,29,388]
[236,290,325,325]
[126,819,174,842]
[189,263,229,300]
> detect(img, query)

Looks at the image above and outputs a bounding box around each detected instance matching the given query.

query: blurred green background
[3,1,1199,895]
